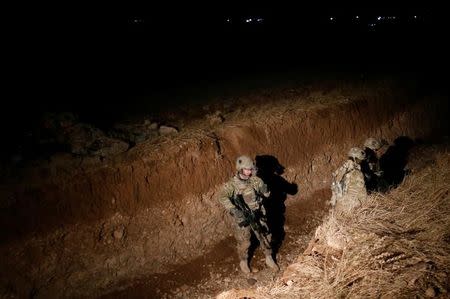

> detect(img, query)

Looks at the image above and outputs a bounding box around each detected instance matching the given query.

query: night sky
[4,2,448,132]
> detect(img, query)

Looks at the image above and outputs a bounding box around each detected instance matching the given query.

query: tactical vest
[232,176,260,210]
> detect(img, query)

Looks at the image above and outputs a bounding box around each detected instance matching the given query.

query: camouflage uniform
[362,138,387,192]
[331,148,367,212]
[217,155,278,273]
[363,138,384,174]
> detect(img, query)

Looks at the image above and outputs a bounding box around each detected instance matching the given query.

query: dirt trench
[0,84,448,298]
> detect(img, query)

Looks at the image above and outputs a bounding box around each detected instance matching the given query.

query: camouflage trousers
[233,220,272,261]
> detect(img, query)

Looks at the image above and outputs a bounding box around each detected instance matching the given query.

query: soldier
[361,137,387,192]
[330,147,367,212]
[217,155,279,273]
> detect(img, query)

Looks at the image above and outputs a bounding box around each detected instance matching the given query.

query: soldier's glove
[257,206,268,222]
[230,208,249,227]
[238,219,250,227]
[364,172,372,180]
[374,170,384,177]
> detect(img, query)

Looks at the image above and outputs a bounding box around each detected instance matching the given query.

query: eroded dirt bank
[0,81,448,298]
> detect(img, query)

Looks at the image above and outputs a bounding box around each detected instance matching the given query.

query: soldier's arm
[254,177,270,198]
[217,182,235,211]
[333,160,353,182]
[332,166,345,182]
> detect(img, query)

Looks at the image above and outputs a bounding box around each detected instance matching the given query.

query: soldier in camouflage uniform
[330,147,368,212]
[361,137,387,192]
[217,155,279,273]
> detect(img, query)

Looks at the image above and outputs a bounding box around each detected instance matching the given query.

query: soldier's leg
[255,220,279,271]
[233,225,252,273]
[259,238,279,271]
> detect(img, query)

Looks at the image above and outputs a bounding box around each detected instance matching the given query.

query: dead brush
[218,151,450,298]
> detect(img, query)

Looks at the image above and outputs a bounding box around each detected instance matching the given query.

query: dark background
[4,2,449,139]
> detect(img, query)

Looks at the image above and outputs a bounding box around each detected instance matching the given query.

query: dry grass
[218,151,450,298]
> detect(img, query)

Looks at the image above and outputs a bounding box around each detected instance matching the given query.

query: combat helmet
[236,155,255,171]
[364,138,383,151]
[348,147,366,161]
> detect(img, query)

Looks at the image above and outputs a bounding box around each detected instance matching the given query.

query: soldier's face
[242,168,253,177]
[375,148,383,156]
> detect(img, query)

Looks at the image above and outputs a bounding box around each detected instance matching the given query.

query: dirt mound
[0,80,448,298]
[217,148,450,298]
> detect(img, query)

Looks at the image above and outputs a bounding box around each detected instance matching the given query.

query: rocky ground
[101,194,327,299]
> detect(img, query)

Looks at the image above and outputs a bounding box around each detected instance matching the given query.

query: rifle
[232,194,271,249]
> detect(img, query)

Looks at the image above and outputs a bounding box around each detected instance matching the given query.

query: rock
[425,287,436,297]
[110,120,159,144]
[159,125,179,136]
[247,278,257,286]
[65,123,104,155]
[113,227,125,240]
[147,122,159,130]
[89,137,129,157]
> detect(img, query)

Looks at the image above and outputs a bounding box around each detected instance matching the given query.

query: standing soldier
[217,155,279,273]
[330,147,368,212]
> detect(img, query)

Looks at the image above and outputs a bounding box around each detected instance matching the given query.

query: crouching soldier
[330,147,368,213]
[217,155,279,273]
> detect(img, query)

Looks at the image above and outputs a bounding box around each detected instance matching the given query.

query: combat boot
[239,260,251,273]
[265,255,280,271]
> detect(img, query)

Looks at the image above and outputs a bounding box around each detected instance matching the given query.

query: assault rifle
[232,194,271,249]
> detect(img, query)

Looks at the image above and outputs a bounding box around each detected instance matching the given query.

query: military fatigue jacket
[331,159,367,208]
[218,174,270,211]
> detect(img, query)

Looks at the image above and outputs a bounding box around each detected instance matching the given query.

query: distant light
[226,18,231,23]
[245,18,252,23]
[131,18,143,24]
[414,15,417,19]
[377,16,382,21]
[256,18,264,23]
[355,16,359,19]
[369,23,376,27]
[329,17,334,21]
